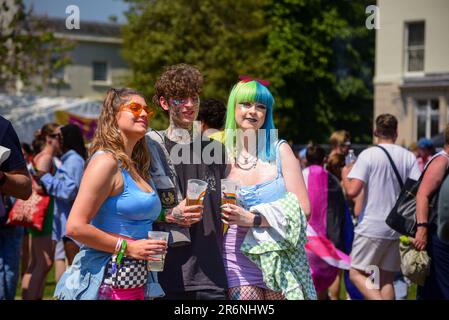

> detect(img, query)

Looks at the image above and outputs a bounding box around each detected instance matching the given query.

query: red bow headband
[239,75,270,87]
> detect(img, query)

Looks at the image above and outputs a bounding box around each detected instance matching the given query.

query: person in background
[21,134,47,280]
[298,147,308,170]
[327,152,345,181]
[342,114,420,300]
[32,130,45,156]
[417,138,436,172]
[21,123,61,300]
[197,98,226,140]
[40,124,87,266]
[326,149,365,300]
[55,88,166,300]
[414,124,449,299]
[302,144,350,300]
[408,142,419,159]
[53,240,66,283]
[329,130,351,159]
[19,143,33,279]
[21,143,33,172]
[0,116,32,300]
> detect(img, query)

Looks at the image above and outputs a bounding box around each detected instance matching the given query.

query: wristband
[116,239,127,266]
[416,222,429,228]
[114,238,123,254]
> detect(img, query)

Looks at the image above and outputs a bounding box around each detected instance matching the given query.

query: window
[92,62,108,82]
[405,22,425,73]
[416,99,439,140]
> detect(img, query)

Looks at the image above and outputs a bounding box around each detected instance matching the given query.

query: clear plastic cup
[147,231,169,272]
[220,179,239,229]
[221,179,239,206]
[186,179,208,207]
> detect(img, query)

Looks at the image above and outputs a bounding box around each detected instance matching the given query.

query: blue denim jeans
[0,226,23,300]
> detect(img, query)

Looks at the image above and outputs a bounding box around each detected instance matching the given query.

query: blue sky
[24,0,129,23]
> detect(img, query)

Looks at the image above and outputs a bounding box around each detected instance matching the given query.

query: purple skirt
[223,224,267,289]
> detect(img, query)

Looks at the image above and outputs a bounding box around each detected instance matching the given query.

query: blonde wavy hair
[89,88,150,181]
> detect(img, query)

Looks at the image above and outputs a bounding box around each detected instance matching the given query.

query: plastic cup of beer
[221,179,239,206]
[147,231,169,272]
[221,179,239,228]
[186,179,208,208]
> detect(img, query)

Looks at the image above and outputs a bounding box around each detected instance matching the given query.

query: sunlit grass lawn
[338,272,417,300]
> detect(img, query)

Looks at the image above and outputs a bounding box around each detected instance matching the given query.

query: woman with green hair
[221,77,312,300]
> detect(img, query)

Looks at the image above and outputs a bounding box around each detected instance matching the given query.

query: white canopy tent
[1,94,101,144]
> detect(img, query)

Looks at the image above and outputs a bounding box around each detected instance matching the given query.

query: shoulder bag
[378,145,446,237]
[6,177,50,231]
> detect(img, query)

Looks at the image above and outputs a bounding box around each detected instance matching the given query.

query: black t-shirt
[0,116,26,172]
[156,136,229,293]
[1,116,27,226]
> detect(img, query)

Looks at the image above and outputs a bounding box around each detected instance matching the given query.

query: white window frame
[415,98,439,140]
[404,21,425,76]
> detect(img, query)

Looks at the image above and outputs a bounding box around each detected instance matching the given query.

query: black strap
[375,145,404,189]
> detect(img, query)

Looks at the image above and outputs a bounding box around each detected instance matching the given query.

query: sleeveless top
[223,140,287,289]
[90,151,162,240]
[425,150,449,170]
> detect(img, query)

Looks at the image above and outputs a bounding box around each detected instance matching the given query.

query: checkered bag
[105,256,149,289]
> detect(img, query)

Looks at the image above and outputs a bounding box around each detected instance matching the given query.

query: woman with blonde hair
[329,130,351,158]
[54,88,167,300]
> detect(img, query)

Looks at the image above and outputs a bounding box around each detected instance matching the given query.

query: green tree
[122,0,374,143]
[122,0,270,129]
[0,0,72,93]
[262,0,375,143]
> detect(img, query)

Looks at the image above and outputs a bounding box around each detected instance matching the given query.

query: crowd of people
[1,63,449,300]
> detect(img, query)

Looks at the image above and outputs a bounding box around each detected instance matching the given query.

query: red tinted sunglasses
[119,102,155,119]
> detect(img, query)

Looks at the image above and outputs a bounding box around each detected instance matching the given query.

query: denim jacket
[54,246,164,300]
[145,130,191,247]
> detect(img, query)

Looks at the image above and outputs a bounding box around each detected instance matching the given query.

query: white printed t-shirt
[348,143,421,240]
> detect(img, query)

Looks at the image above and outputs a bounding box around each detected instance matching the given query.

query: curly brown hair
[89,88,150,181]
[153,64,203,108]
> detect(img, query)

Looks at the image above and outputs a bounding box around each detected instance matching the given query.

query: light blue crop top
[90,152,161,240]
[238,140,287,210]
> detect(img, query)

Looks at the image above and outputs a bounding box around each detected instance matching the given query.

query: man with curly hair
[145,64,228,300]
